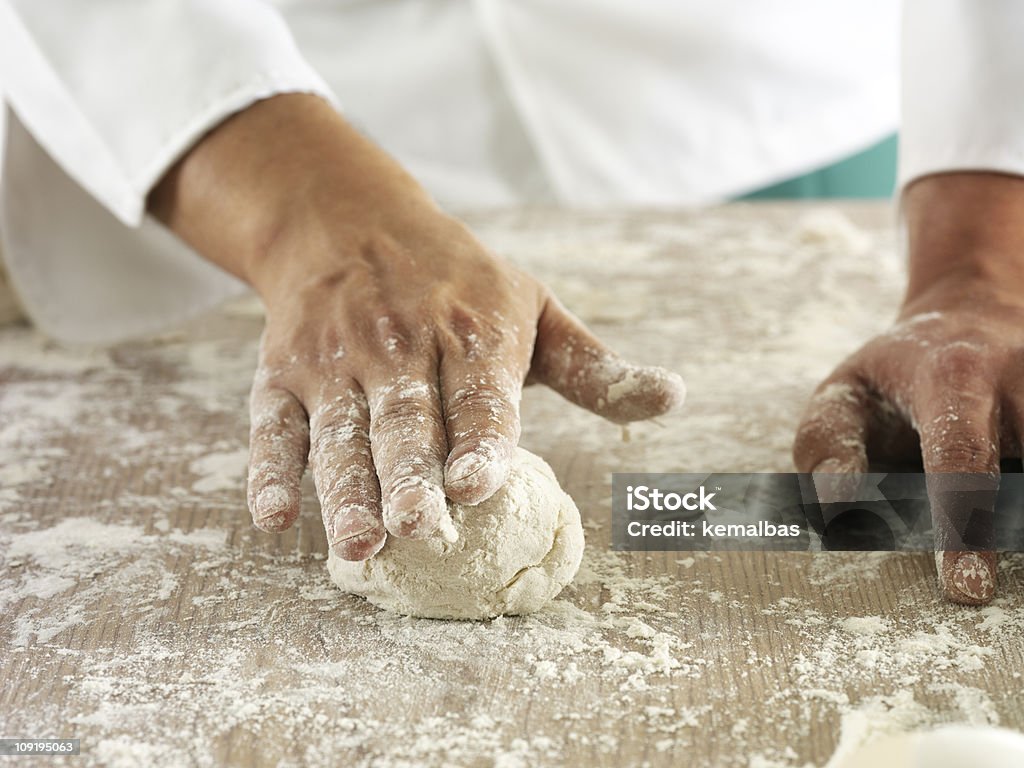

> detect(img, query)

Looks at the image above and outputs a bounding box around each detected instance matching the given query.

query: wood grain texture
[1,204,1022,768]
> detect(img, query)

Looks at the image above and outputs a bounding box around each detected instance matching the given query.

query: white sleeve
[0,0,336,226]
[900,0,1024,188]
[0,0,337,344]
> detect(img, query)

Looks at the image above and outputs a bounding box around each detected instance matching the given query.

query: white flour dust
[2,207,1023,767]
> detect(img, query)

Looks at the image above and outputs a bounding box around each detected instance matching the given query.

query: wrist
[148,93,433,297]
[902,172,1024,313]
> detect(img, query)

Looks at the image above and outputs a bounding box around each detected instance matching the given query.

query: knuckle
[373,312,417,358]
[251,361,293,395]
[371,391,442,440]
[924,342,987,383]
[320,481,378,513]
[443,303,507,359]
[265,317,343,366]
[261,316,320,364]
[923,434,996,472]
[450,425,516,455]
[310,390,367,431]
[311,419,368,456]
[249,389,307,438]
[446,382,516,421]
[308,402,368,457]
[811,380,862,408]
[314,465,379,517]
[309,323,348,365]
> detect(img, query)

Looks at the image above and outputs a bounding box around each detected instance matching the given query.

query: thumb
[529,295,685,424]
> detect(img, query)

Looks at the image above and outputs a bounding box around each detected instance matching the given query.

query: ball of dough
[327,448,584,620]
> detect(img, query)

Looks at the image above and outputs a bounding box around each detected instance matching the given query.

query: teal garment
[741,134,898,200]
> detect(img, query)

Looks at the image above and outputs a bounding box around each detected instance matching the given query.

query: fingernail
[253,511,289,532]
[331,509,386,560]
[603,365,686,423]
[950,552,996,604]
[446,448,508,505]
[385,482,447,539]
[447,452,486,486]
[331,529,386,561]
[253,485,295,528]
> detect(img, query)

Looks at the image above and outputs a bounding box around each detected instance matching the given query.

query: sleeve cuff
[0,0,338,227]
[899,0,1024,190]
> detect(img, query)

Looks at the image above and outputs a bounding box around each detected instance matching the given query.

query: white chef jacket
[0,0,1019,344]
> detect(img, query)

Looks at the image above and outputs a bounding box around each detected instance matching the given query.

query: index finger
[915,347,999,604]
[366,372,456,542]
[793,376,870,504]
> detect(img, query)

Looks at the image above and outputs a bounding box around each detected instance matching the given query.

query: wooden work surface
[1,204,1023,767]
